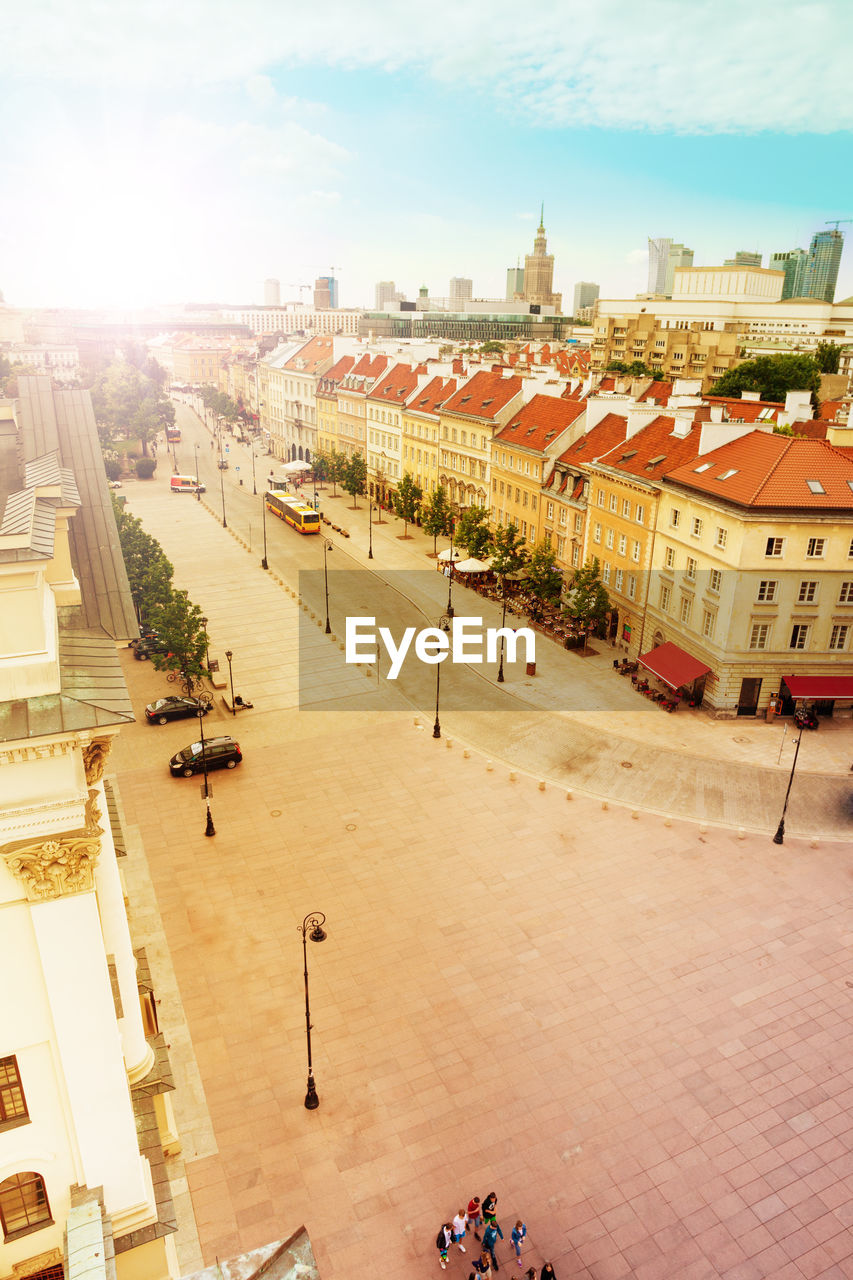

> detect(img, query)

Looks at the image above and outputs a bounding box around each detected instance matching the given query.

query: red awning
[783,675,853,699]
[639,642,711,691]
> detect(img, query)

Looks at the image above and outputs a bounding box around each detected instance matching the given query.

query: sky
[2,0,853,312]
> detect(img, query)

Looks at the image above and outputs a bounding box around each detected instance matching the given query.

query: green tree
[455,504,491,559]
[92,361,174,455]
[709,353,821,403]
[135,456,157,479]
[113,500,174,623]
[815,341,841,374]
[526,538,563,607]
[480,340,505,355]
[326,449,347,497]
[490,522,529,579]
[421,486,451,555]
[312,451,329,487]
[147,589,208,693]
[564,557,610,653]
[605,359,664,380]
[342,451,367,508]
[393,472,423,538]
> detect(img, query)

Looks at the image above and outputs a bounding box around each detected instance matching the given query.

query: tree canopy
[455,504,491,560]
[564,557,610,650]
[490,522,528,580]
[526,538,563,605]
[815,341,841,374]
[147,589,209,688]
[708,353,821,403]
[91,362,175,455]
[393,472,422,537]
[113,500,174,622]
[342,452,367,507]
[420,486,451,554]
[605,359,665,381]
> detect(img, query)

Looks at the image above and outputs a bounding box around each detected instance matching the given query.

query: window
[618,534,627,556]
[0,1172,52,1240]
[680,596,692,623]
[574,514,583,534]
[636,504,645,524]
[606,528,614,549]
[702,610,716,639]
[632,540,640,562]
[715,527,727,549]
[559,508,567,525]
[609,494,617,512]
[531,496,537,512]
[547,502,554,520]
[849,538,853,558]
[790,624,810,650]
[670,509,681,528]
[806,537,826,559]
[686,557,697,581]
[627,574,636,599]
[749,624,770,650]
[756,580,777,603]
[665,547,675,569]
[765,537,784,558]
[709,569,722,593]
[622,499,631,517]
[797,580,818,603]
[0,1058,28,1128]
[572,544,580,567]
[602,562,611,583]
[830,625,849,651]
[660,584,671,612]
[840,582,853,604]
[593,522,601,544]
[615,567,624,591]
[691,517,703,538]
[597,488,605,507]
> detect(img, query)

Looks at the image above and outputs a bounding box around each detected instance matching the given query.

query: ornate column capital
[1,789,103,902]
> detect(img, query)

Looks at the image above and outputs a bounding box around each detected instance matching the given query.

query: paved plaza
[111,462,853,1280]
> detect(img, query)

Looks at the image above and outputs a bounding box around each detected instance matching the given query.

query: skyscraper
[506,265,525,301]
[264,277,281,306]
[724,251,762,267]
[647,239,693,296]
[522,206,562,311]
[769,249,808,299]
[375,281,399,309]
[572,281,599,315]
[449,277,473,310]
[801,228,845,303]
[314,276,339,309]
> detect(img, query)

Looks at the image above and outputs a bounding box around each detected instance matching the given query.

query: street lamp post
[368,497,374,559]
[194,443,201,502]
[200,616,210,671]
[251,443,257,496]
[432,614,453,739]
[218,435,227,528]
[497,576,508,682]
[260,486,269,570]
[323,538,333,634]
[198,704,215,837]
[299,912,327,1109]
[224,649,236,715]
[772,724,804,845]
[445,517,455,619]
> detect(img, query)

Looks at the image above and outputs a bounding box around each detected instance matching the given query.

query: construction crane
[825,220,852,231]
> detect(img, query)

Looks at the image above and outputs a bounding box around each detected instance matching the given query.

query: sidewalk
[114,470,853,1280]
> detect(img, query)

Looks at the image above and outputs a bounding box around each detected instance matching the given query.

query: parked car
[145,695,212,725]
[108,479,122,489]
[169,736,242,777]
[134,636,171,661]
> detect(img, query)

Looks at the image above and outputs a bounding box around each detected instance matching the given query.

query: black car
[134,635,171,661]
[145,695,212,725]
[169,736,242,777]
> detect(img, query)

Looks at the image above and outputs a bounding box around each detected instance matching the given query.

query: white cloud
[626,249,649,265]
[245,74,277,108]
[163,114,349,180]
[6,0,853,134]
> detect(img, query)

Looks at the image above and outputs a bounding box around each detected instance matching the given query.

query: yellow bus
[265,489,321,534]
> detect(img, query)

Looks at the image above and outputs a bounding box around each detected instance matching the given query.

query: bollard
[538,780,546,791]
[566,790,573,801]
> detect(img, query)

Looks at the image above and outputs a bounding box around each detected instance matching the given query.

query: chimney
[670,413,693,439]
[452,358,464,374]
[741,390,761,402]
[709,405,724,422]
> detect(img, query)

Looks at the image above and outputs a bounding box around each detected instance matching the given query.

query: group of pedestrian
[436,1192,552,1277]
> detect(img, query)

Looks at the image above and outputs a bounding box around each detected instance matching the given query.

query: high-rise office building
[573,281,599,315]
[506,266,525,301]
[264,277,281,306]
[769,248,808,299]
[375,280,399,310]
[647,238,694,296]
[314,275,339,309]
[522,206,562,311]
[449,277,473,310]
[801,228,845,303]
[724,251,762,267]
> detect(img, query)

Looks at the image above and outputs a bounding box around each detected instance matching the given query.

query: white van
[170,475,205,494]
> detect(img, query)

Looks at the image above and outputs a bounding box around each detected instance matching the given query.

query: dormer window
[806,480,826,495]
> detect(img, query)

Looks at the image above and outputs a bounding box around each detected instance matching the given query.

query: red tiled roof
[701,396,780,423]
[819,399,844,421]
[597,376,616,391]
[283,336,333,373]
[665,431,853,509]
[407,376,457,416]
[786,419,828,439]
[637,380,673,404]
[494,394,586,453]
[367,362,420,404]
[442,370,523,420]
[350,354,388,381]
[596,415,702,480]
[317,355,354,390]
[557,412,628,466]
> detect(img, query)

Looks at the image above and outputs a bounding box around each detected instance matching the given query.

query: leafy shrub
[136,457,157,479]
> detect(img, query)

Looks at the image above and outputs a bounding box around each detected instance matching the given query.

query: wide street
[108,409,853,1280]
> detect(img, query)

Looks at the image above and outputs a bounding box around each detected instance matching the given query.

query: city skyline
[2,0,852,310]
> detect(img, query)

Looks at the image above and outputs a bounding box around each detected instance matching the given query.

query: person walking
[540,1264,556,1280]
[436,1223,452,1270]
[452,1208,468,1253]
[467,1196,483,1240]
[472,1249,492,1279]
[483,1218,504,1271]
[511,1221,527,1266]
[482,1192,498,1229]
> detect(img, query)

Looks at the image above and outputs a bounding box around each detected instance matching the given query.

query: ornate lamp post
[368,497,374,560]
[224,649,236,716]
[194,443,201,502]
[772,724,804,845]
[200,616,210,671]
[260,486,269,571]
[299,912,327,1109]
[251,441,257,496]
[497,576,508,683]
[323,538,333,634]
[218,434,227,528]
[432,614,453,739]
[198,704,215,837]
[445,515,456,619]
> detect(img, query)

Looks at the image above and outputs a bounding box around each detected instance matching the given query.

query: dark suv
[134,635,171,661]
[169,736,242,777]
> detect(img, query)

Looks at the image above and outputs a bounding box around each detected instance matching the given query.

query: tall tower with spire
[519,204,562,311]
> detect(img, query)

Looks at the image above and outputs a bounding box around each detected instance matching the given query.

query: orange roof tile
[317,354,354,392]
[665,432,853,509]
[494,394,586,453]
[637,380,673,403]
[442,370,523,420]
[283,335,334,373]
[819,399,844,421]
[367,362,420,404]
[407,376,457,416]
[596,415,702,480]
[557,412,628,466]
[701,396,780,423]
